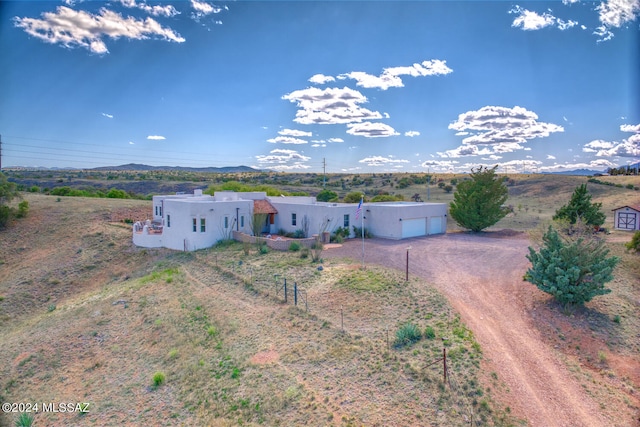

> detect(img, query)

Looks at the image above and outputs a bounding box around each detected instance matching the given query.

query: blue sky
[1,0,638,173]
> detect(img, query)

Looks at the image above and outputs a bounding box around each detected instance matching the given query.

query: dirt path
[324,232,610,427]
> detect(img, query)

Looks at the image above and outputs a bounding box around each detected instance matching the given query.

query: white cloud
[311,143,325,148]
[328,138,344,143]
[129,141,135,145]
[255,148,311,170]
[308,74,335,85]
[482,155,503,161]
[13,6,185,54]
[358,156,410,167]
[563,0,580,4]
[346,122,400,138]
[101,112,113,118]
[621,123,640,133]
[338,59,452,90]
[594,0,640,41]
[583,123,640,157]
[117,0,180,17]
[282,86,383,125]
[546,154,556,159]
[510,6,578,31]
[267,136,307,144]
[278,128,312,137]
[147,135,166,140]
[539,159,615,172]
[191,0,220,15]
[404,131,420,137]
[443,106,563,158]
[420,160,459,171]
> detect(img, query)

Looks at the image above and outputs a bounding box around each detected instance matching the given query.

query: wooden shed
[612,204,640,231]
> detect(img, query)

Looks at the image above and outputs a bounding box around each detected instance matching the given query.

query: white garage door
[402,218,426,238]
[429,216,442,234]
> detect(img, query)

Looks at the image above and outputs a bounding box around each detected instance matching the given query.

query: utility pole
[323,157,326,188]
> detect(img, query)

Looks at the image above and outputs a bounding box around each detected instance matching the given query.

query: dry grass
[0,194,520,426]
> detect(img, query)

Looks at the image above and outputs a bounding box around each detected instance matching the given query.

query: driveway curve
[324,232,609,427]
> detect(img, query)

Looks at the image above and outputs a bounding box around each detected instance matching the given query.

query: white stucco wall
[269,200,357,237]
[161,198,253,251]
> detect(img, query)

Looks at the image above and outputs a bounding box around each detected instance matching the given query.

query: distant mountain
[90,164,263,173]
[547,168,603,176]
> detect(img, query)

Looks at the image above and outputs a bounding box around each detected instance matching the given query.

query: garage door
[429,216,443,235]
[402,218,426,238]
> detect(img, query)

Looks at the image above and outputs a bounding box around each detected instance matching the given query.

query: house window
[192,218,197,232]
[159,206,162,217]
[240,216,245,228]
[167,215,171,228]
[200,218,206,232]
[292,213,297,226]
[344,214,350,228]
[224,217,229,229]
[155,206,158,216]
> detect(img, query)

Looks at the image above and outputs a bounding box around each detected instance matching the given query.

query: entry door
[617,212,637,230]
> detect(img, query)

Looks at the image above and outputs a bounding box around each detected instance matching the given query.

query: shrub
[394,323,422,348]
[352,226,372,238]
[424,326,436,339]
[152,371,166,387]
[300,247,309,259]
[625,231,640,253]
[16,200,29,218]
[259,244,269,254]
[288,241,301,252]
[14,412,34,427]
[293,229,306,238]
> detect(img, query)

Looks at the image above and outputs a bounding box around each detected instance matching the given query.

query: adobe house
[133,190,448,251]
[612,204,640,231]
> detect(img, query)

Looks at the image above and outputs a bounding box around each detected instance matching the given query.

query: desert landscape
[0,171,638,427]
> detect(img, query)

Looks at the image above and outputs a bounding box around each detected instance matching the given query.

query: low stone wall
[232,231,317,251]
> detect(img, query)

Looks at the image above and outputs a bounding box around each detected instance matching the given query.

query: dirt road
[324,232,610,427]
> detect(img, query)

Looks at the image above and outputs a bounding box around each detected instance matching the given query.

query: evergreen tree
[525,226,619,306]
[553,184,605,227]
[449,165,509,232]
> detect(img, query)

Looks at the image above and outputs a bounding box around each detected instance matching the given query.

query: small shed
[612,204,640,231]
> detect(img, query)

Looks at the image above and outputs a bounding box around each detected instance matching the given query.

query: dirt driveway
[324,232,610,427]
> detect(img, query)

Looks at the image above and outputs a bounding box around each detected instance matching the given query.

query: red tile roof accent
[254,199,278,214]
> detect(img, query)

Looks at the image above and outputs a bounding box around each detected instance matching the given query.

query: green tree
[343,192,365,203]
[449,165,509,232]
[316,189,338,202]
[525,226,619,306]
[553,184,605,228]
